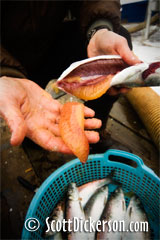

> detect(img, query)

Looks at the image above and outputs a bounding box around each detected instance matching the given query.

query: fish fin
[122,200,126,211]
[79,201,84,213]
[104,196,108,206]
[129,206,132,217]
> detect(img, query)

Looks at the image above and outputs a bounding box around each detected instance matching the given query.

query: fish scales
[78,173,116,207]
[45,232,63,240]
[122,195,151,240]
[97,187,126,240]
[44,202,64,238]
[66,183,88,240]
[84,184,109,240]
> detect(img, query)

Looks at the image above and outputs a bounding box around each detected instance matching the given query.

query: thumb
[1,105,27,146]
[116,39,141,65]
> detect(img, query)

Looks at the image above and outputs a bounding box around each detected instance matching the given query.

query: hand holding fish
[87,29,141,65]
[87,29,142,96]
[0,76,101,152]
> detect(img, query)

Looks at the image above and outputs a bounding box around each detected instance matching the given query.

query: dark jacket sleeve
[0,45,27,78]
[73,0,121,36]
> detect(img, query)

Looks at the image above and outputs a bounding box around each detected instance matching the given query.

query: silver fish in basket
[123,195,151,240]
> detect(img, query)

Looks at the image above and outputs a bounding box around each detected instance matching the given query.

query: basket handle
[104,149,144,169]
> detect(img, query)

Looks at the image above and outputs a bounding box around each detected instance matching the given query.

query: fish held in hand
[57,55,160,100]
[59,102,89,163]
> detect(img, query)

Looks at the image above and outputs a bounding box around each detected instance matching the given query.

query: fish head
[68,183,79,201]
[51,203,64,220]
[114,186,123,195]
[112,187,126,210]
[129,194,145,212]
[130,195,140,203]
[101,184,109,192]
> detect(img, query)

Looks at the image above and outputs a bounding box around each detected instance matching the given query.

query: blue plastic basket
[22,150,160,239]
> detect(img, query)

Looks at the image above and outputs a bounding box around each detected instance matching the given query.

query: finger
[43,111,57,123]
[85,131,100,143]
[119,88,131,94]
[1,105,27,146]
[44,111,60,124]
[42,96,62,113]
[45,121,60,136]
[107,87,121,96]
[55,116,60,124]
[84,106,95,117]
[43,110,60,124]
[28,128,72,154]
[84,118,102,129]
[115,38,141,65]
[108,87,130,96]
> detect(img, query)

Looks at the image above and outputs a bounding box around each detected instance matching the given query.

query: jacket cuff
[0,66,27,79]
[86,19,113,44]
[87,19,113,34]
[87,19,113,33]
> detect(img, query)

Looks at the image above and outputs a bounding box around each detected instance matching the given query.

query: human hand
[0,77,101,153]
[87,29,141,95]
[87,29,141,65]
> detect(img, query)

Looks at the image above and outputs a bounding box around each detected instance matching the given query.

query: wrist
[87,27,109,44]
[86,19,113,44]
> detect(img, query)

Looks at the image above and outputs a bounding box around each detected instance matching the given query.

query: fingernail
[131,55,139,60]
[131,51,141,61]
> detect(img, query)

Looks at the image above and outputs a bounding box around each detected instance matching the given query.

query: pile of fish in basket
[22,150,159,240]
[44,172,151,240]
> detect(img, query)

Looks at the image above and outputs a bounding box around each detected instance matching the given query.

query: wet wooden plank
[106,117,159,176]
[23,139,75,182]
[109,96,151,141]
[0,119,41,239]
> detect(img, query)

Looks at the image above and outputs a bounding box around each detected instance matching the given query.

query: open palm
[0,77,101,153]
